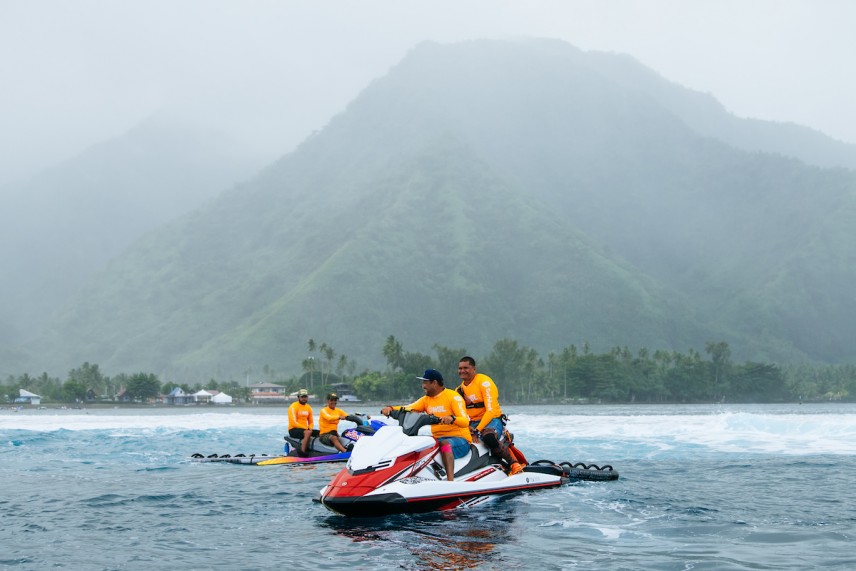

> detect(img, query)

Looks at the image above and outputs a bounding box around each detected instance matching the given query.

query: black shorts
[288,427,318,438]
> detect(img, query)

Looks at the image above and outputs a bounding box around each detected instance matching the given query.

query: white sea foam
[3,405,855,455]
[0,410,289,431]
[514,410,856,455]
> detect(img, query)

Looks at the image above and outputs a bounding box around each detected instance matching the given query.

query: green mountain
[11,39,856,378]
[0,116,263,346]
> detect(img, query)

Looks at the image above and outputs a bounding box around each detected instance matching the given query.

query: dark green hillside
[13,38,856,377]
[0,116,262,347]
[348,40,856,363]
[202,140,728,370]
[29,138,724,376]
[335,40,856,363]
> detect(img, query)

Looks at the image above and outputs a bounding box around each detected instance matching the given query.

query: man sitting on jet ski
[456,356,525,476]
[288,388,317,457]
[318,392,368,453]
[380,368,471,481]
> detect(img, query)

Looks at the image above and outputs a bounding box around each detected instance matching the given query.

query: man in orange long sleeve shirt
[287,388,315,456]
[318,392,353,453]
[381,369,471,481]
[456,356,523,475]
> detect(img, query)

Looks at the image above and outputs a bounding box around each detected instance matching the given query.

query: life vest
[456,385,486,409]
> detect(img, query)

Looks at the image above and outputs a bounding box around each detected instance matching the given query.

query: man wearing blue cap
[381,369,471,481]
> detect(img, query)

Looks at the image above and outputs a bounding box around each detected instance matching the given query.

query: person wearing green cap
[288,389,315,456]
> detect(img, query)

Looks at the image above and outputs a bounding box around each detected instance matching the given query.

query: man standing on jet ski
[456,356,524,476]
[381,369,471,482]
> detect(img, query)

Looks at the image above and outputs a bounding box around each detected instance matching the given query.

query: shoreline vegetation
[4,336,856,406]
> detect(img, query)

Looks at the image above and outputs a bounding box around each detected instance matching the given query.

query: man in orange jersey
[287,389,316,456]
[381,369,471,481]
[456,356,523,475]
[318,392,366,453]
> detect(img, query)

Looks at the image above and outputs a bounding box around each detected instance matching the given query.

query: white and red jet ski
[318,411,618,517]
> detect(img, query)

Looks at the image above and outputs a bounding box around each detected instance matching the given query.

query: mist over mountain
[7,39,856,379]
[582,49,856,171]
[0,117,264,345]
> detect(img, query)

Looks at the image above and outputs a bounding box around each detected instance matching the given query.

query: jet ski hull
[318,423,569,517]
[320,469,566,516]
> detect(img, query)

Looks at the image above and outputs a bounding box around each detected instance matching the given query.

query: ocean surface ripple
[2,403,854,570]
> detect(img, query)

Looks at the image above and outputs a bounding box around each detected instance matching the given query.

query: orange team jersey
[287,401,313,430]
[457,372,502,432]
[397,388,472,441]
[318,406,349,434]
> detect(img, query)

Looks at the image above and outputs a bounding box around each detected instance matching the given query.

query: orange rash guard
[396,388,472,441]
[287,401,313,431]
[457,373,503,432]
[319,406,349,434]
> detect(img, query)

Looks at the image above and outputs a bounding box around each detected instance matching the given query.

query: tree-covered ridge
[5,337,854,405]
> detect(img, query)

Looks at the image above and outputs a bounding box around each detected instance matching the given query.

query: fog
[1,0,854,187]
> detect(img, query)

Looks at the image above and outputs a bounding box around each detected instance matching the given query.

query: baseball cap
[416,369,443,383]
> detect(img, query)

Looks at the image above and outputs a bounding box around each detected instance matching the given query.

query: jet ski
[191,413,389,466]
[317,410,618,517]
[259,414,390,466]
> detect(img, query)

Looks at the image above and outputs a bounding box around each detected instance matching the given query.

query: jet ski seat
[447,444,495,478]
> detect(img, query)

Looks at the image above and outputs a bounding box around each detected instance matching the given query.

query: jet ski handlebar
[383,408,441,436]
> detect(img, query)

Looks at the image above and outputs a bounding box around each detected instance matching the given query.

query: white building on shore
[14,389,41,405]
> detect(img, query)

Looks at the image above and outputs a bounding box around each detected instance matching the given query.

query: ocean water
[2,403,855,570]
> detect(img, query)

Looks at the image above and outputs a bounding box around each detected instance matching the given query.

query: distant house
[14,389,41,406]
[193,389,213,404]
[115,389,132,403]
[211,392,233,404]
[166,387,193,405]
[249,383,287,404]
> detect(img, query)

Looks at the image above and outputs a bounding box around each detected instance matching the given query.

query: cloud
[1,0,853,186]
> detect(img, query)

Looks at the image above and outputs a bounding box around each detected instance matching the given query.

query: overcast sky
[1,0,854,186]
